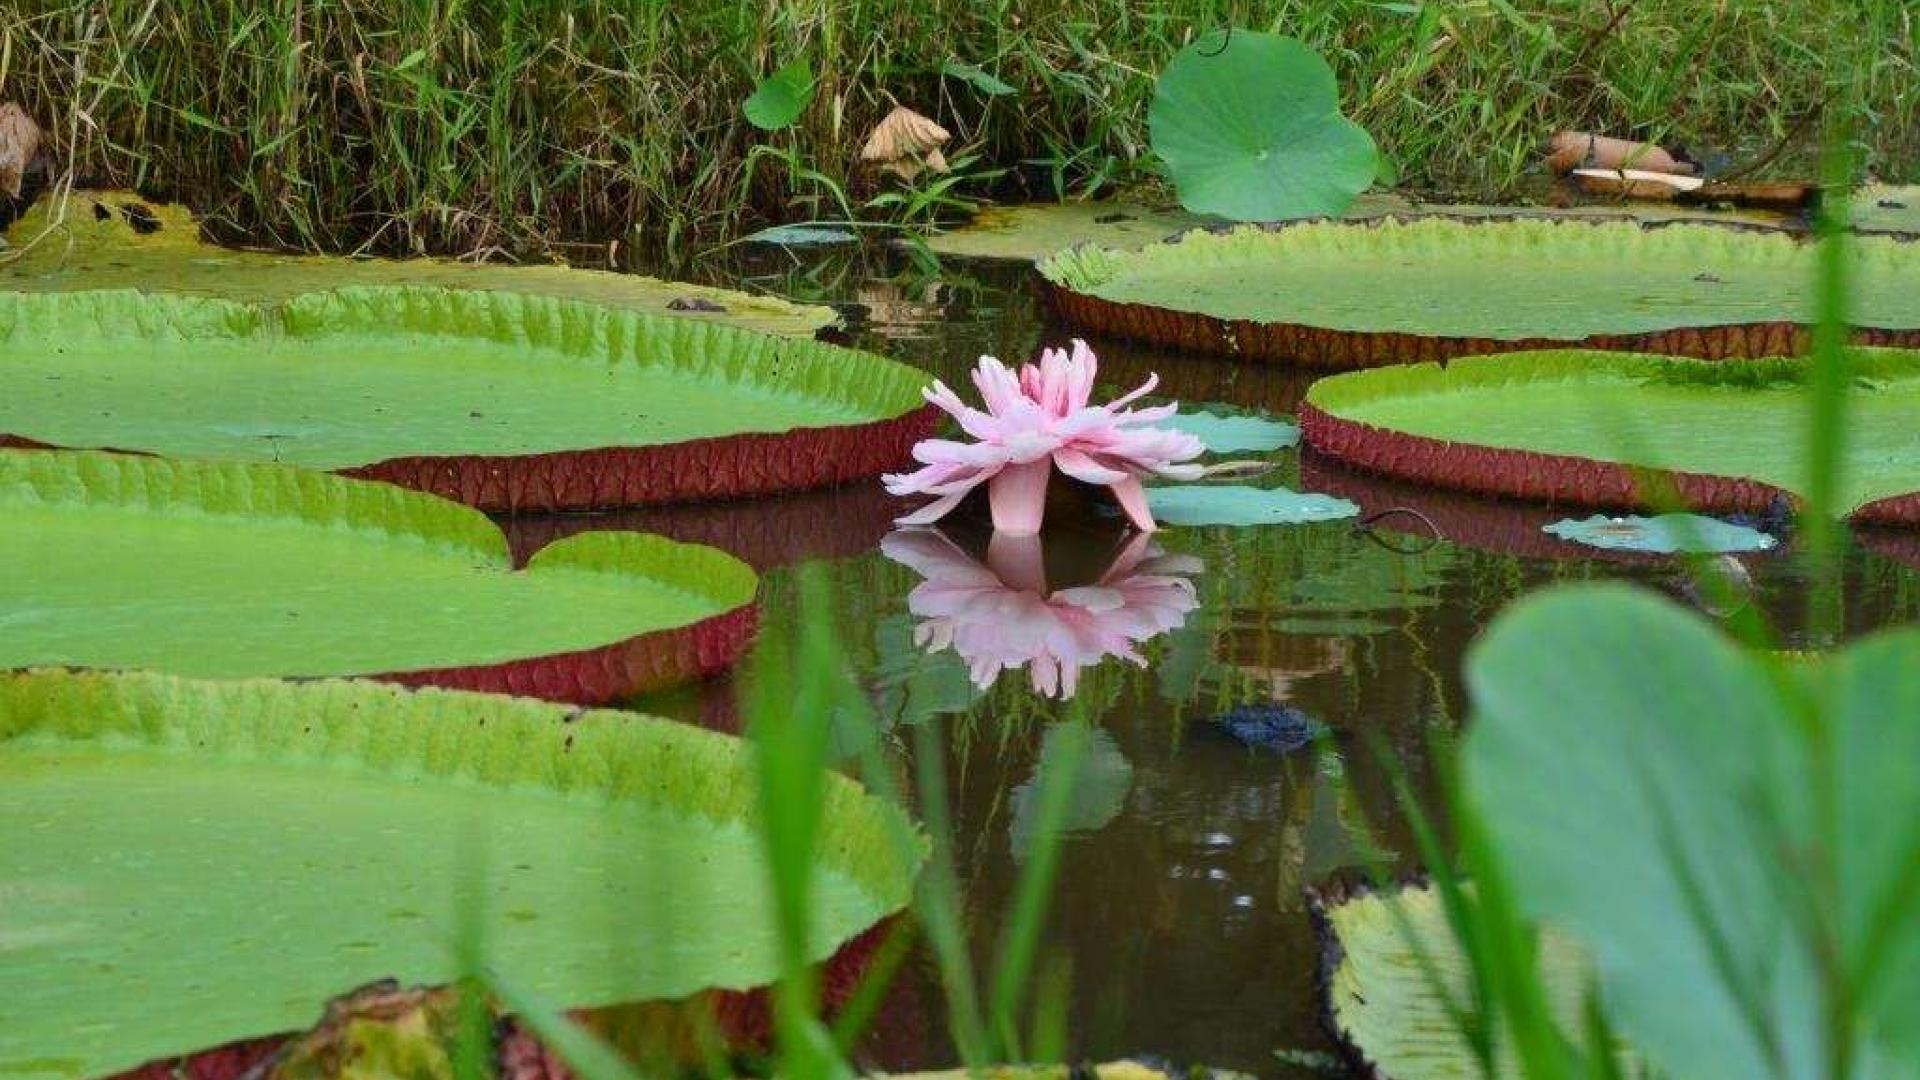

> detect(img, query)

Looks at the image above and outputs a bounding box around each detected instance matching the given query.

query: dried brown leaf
[0,103,44,199]
[861,106,951,182]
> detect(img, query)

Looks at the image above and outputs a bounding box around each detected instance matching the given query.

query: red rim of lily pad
[102,920,896,1080]
[0,288,938,512]
[1038,215,1920,369]
[1297,351,1920,528]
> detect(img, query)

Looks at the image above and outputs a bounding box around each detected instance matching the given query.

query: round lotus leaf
[743,58,816,131]
[1303,349,1920,521]
[1543,513,1778,554]
[1148,30,1378,222]
[0,451,755,700]
[0,668,922,1080]
[1147,484,1359,527]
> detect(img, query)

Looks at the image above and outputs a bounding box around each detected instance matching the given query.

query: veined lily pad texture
[0,288,936,510]
[0,451,758,703]
[0,668,922,1080]
[1039,216,1920,368]
[1301,349,1920,527]
[1314,882,1606,1080]
[3,190,837,337]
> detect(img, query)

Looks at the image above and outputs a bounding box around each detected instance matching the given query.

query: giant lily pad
[1148,31,1378,222]
[1463,585,1920,1079]
[1316,882,1604,1080]
[0,288,934,510]
[0,451,758,703]
[2,190,837,336]
[1039,216,1920,367]
[0,668,921,1080]
[1301,349,1920,526]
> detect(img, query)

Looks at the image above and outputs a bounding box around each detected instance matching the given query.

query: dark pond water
[508,245,1920,1077]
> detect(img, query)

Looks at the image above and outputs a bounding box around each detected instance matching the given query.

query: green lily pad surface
[1543,513,1777,554]
[0,668,920,1080]
[0,451,754,680]
[1307,349,1920,515]
[0,288,926,476]
[1321,884,1604,1080]
[1041,216,1920,341]
[1148,485,1359,527]
[3,191,836,336]
[1161,407,1300,453]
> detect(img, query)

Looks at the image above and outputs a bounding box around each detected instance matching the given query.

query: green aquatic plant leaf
[0,451,754,681]
[1160,407,1300,453]
[1148,30,1378,222]
[743,58,816,131]
[1305,348,1920,515]
[0,668,922,1080]
[1040,217,1920,343]
[0,288,927,478]
[1464,585,1920,1080]
[941,59,1017,97]
[3,191,836,336]
[1542,513,1778,554]
[1147,484,1358,527]
[1321,884,1605,1080]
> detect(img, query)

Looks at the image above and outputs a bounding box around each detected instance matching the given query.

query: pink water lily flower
[883,527,1202,699]
[884,340,1207,535]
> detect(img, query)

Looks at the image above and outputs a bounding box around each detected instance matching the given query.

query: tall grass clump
[2,0,1914,254]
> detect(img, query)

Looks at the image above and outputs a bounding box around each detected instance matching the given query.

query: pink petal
[1053,447,1129,486]
[893,489,970,526]
[1110,476,1157,532]
[986,530,1049,593]
[988,459,1051,535]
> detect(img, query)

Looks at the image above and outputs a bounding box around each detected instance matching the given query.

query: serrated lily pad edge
[1,450,763,703]
[1037,215,1920,370]
[0,287,939,511]
[1299,351,1920,529]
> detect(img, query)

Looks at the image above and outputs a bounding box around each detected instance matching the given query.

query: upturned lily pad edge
[0,667,926,1079]
[1298,351,1920,528]
[1037,214,1920,369]
[0,287,940,510]
[0,450,764,703]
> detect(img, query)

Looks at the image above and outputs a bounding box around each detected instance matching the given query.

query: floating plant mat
[0,668,920,1080]
[1317,883,1611,1080]
[0,452,757,702]
[1039,217,1920,366]
[1302,349,1920,525]
[2,190,837,336]
[0,288,932,509]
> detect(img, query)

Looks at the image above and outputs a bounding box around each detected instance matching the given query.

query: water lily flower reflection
[883,340,1207,535]
[882,527,1202,699]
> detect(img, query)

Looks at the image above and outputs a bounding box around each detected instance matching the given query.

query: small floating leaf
[1161,408,1300,453]
[1148,30,1378,222]
[741,223,858,246]
[1543,512,1778,554]
[1009,724,1133,861]
[1147,484,1358,526]
[742,57,815,131]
